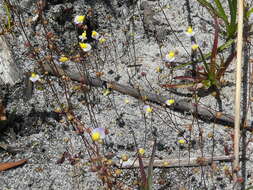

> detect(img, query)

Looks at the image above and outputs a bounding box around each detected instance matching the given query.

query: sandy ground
[0,0,253,189]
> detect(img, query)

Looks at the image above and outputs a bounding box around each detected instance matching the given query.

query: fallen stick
[0,159,27,171]
[42,63,253,130]
[118,156,233,169]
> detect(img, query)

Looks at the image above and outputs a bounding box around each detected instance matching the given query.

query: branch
[42,63,253,131]
[118,155,233,169]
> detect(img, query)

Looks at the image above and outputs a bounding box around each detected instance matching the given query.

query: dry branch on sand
[117,155,233,169]
[42,63,253,131]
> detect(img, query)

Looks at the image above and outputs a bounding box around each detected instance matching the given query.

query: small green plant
[162,17,236,93]
[138,140,156,190]
[0,0,14,35]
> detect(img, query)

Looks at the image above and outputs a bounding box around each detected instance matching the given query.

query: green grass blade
[147,139,156,190]
[228,0,237,25]
[214,0,229,24]
[196,0,220,18]
[3,2,12,29]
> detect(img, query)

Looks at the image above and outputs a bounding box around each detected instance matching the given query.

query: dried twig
[0,159,27,171]
[117,156,233,169]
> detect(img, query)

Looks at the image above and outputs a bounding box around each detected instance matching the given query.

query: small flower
[91,30,100,40]
[91,128,105,141]
[79,31,87,41]
[121,154,129,162]
[207,132,213,138]
[103,89,111,96]
[29,72,40,82]
[191,43,199,51]
[163,161,170,167]
[115,169,122,175]
[165,99,175,106]
[144,105,153,113]
[79,42,92,52]
[124,98,130,104]
[74,15,85,25]
[178,138,186,144]
[185,26,195,37]
[59,56,69,63]
[99,37,106,44]
[165,51,176,62]
[138,148,145,155]
[155,66,162,73]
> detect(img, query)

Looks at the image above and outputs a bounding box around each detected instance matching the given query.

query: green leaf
[228,0,237,25]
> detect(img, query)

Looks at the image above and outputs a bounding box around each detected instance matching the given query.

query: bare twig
[118,156,233,169]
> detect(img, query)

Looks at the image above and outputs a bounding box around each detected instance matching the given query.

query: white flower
[91,128,106,141]
[74,15,85,25]
[29,72,40,83]
[91,31,100,40]
[79,43,92,52]
[144,105,153,113]
[79,31,87,41]
[164,51,176,62]
[185,26,195,37]
[165,99,175,106]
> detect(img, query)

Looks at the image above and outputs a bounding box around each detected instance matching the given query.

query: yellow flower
[178,138,186,144]
[91,30,100,40]
[121,154,129,162]
[165,99,175,106]
[165,51,176,62]
[99,37,106,44]
[92,132,100,141]
[79,31,87,41]
[115,169,122,175]
[138,148,145,155]
[191,44,199,51]
[185,26,195,37]
[29,72,40,82]
[91,128,105,141]
[59,56,69,63]
[155,66,162,73]
[144,105,153,113]
[124,98,130,104]
[163,161,170,167]
[74,15,85,24]
[79,42,92,52]
[103,89,111,96]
